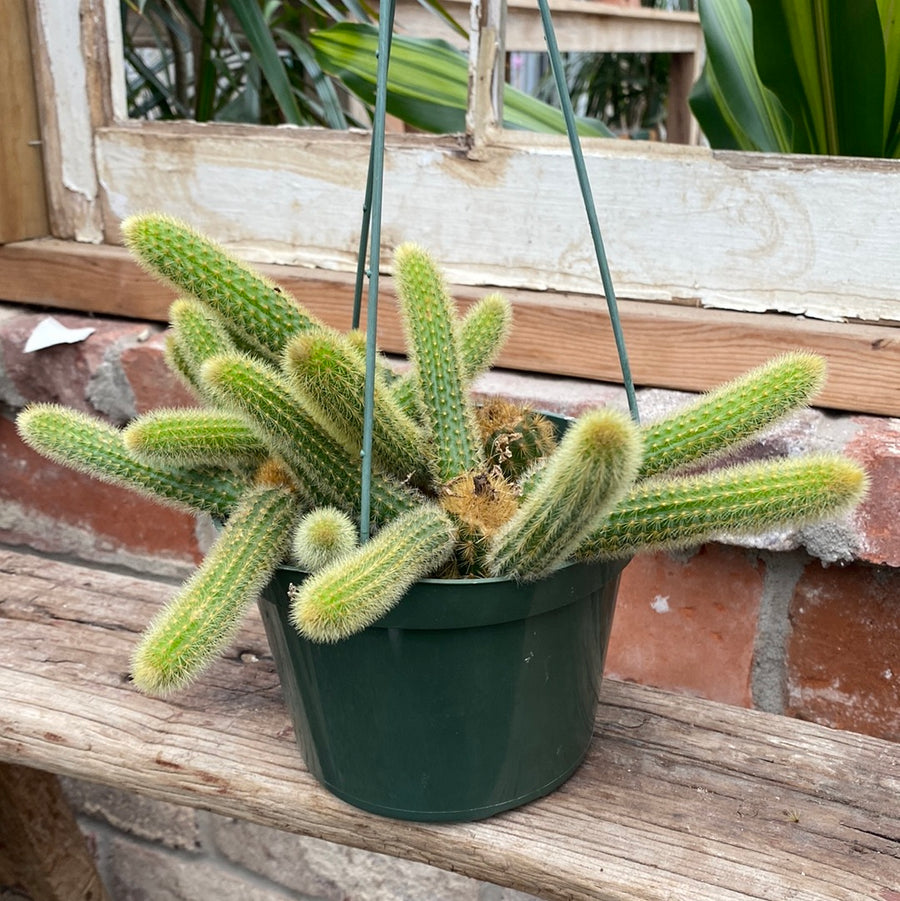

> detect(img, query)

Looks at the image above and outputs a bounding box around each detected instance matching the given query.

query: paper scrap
[24,317,96,353]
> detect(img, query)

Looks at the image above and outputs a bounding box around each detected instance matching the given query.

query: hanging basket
[258,555,625,822]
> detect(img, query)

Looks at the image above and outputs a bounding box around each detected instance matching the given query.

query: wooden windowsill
[2,237,899,416]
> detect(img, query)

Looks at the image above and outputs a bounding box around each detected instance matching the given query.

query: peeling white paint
[94,126,900,324]
[39,0,99,204]
[650,595,670,614]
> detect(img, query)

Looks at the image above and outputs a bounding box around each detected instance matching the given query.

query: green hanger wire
[354,0,640,538]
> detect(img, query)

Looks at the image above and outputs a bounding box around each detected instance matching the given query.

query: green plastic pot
[258,556,626,822]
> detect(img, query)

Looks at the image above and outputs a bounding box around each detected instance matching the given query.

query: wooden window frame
[3,0,899,415]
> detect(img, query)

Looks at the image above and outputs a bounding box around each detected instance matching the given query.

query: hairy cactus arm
[458,292,513,379]
[169,298,240,373]
[131,475,300,695]
[16,404,246,518]
[123,409,269,468]
[289,505,456,642]
[393,243,483,482]
[202,354,420,526]
[639,352,826,479]
[122,214,319,362]
[487,408,642,581]
[576,455,868,562]
[391,291,512,413]
[283,328,431,486]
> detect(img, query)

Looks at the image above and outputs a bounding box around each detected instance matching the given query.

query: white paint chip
[650,595,671,614]
[24,317,95,353]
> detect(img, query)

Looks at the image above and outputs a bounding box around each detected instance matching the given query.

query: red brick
[120,330,198,414]
[0,311,154,415]
[845,418,900,566]
[786,561,899,741]
[0,416,202,570]
[605,544,764,707]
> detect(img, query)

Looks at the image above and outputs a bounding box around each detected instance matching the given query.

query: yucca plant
[16,215,867,696]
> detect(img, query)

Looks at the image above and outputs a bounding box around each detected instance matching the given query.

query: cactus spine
[487,409,642,581]
[132,473,299,695]
[394,243,483,482]
[638,353,826,479]
[576,455,868,562]
[17,405,245,518]
[290,506,456,642]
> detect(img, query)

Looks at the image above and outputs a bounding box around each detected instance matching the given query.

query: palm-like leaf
[311,23,614,136]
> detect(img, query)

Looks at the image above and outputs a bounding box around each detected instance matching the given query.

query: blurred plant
[122,0,620,135]
[533,51,670,139]
[310,24,613,136]
[121,0,376,127]
[690,0,900,157]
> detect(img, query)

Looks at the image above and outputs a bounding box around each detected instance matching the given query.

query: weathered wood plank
[0,762,110,901]
[27,0,111,242]
[0,548,897,901]
[2,238,899,416]
[395,0,702,54]
[90,123,900,326]
[0,0,49,243]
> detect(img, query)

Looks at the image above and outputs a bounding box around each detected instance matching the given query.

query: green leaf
[690,0,791,152]
[748,0,887,157]
[276,27,349,129]
[310,23,613,136]
[226,0,305,125]
[877,0,900,155]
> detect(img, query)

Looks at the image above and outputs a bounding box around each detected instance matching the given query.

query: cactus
[638,352,826,480]
[14,216,869,692]
[486,408,643,581]
[123,214,319,362]
[575,455,867,562]
[292,507,359,572]
[391,291,512,413]
[201,353,419,525]
[477,399,558,480]
[283,327,430,486]
[17,405,246,518]
[132,465,300,695]
[394,243,483,482]
[290,506,456,642]
[124,409,268,469]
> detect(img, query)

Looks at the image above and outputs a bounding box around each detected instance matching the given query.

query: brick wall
[2,303,897,899]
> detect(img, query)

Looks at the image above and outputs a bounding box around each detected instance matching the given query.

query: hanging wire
[535,0,640,424]
[356,0,397,541]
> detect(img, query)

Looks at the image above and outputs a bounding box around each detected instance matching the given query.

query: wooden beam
[1,548,897,901]
[1,237,899,416]
[394,0,702,53]
[0,762,110,901]
[26,0,110,242]
[0,0,49,242]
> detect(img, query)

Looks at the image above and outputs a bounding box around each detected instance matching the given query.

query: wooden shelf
[2,237,899,416]
[1,547,898,900]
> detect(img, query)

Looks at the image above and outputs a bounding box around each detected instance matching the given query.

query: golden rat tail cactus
[14,214,869,692]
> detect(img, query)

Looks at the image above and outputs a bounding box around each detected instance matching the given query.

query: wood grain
[1,548,897,901]
[0,0,48,242]
[2,238,899,416]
